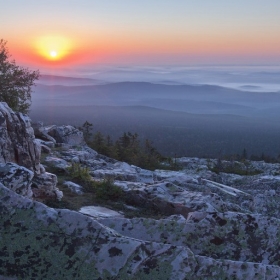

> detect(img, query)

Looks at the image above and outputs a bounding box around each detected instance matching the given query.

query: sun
[35,35,72,61]
[50,51,57,58]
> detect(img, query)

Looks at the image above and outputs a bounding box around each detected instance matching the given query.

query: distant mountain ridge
[33,81,280,110]
[31,81,280,158]
[38,74,102,86]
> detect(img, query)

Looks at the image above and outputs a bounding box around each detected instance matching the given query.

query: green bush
[210,160,262,175]
[94,178,124,201]
[65,163,124,200]
[67,162,92,184]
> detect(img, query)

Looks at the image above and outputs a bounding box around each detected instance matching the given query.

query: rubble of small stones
[1,102,280,279]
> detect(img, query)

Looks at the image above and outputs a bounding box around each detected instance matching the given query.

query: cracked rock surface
[2,184,280,280]
[0,102,41,174]
[2,102,280,279]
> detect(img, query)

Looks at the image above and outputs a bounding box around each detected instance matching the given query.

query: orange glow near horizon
[2,1,280,67]
[6,29,280,68]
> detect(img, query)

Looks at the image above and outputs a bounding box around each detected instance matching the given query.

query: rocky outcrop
[0,102,41,174]
[2,104,280,278]
[1,183,280,279]
[0,184,195,279]
[30,135,280,276]
[0,102,61,200]
[100,212,280,265]
[39,141,280,218]
[48,125,85,146]
[0,161,62,202]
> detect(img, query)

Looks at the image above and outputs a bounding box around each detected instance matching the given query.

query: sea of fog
[38,65,280,92]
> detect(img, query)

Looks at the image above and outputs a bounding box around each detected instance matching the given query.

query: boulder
[44,156,70,171]
[59,147,98,162]
[63,181,83,195]
[31,121,56,143]
[0,102,41,174]
[48,125,85,145]
[31,172,63,201]
[0,162,33,198]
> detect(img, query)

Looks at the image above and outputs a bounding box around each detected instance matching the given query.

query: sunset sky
[1,0,280,69]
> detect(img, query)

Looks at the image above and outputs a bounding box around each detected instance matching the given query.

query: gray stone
[1,184,280,279]
[0,162,33,198]
[48,125,85,145]
[31,172,63,201]
[32,121,56,143]
[0,184,197,279]
[39,164,46,173]
[3,102,280,278]
[44,156,70,171]
[36,138,55,149]
[59,148,97,162]
[79,206,124,218]
[0,102,41,174]
[41,144,51,154]
[63,181,83,194]
[100,211,280,266]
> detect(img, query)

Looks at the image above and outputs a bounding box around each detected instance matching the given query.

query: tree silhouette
[0,39,39,113]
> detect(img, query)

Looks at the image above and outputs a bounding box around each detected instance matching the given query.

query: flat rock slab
[79,206,124,218]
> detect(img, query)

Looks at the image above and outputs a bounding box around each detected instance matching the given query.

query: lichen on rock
[2,102,280,279]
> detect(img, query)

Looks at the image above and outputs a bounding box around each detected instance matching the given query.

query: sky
[1,0,280,69]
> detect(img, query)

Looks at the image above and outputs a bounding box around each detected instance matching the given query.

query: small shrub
[67,162,92,183]
[210,160,262,175]
[94,178,124,201]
